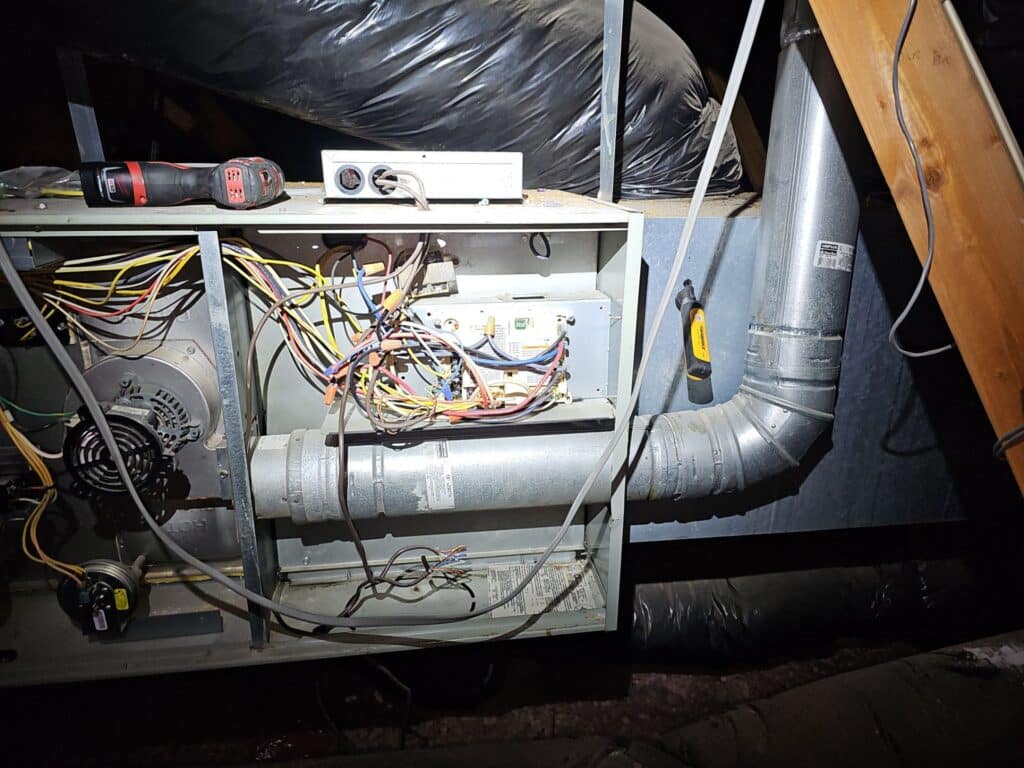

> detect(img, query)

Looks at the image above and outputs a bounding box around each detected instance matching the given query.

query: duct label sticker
[814,240,854,272]
[488,562,599,618]
[424,440,455,510]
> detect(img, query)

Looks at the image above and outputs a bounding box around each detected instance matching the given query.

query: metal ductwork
[628,0,860,501]
[250,0,861,525]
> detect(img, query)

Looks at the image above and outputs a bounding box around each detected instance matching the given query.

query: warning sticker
[488,562,600,618]
[814,240,855,272]
[113,588,129,611]
[424,440,455,510]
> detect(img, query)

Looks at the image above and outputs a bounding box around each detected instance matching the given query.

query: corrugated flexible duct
[250,0,861,523]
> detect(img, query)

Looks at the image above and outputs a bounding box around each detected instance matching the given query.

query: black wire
[888,0,954,358]
[528,232,551,260]
[993,423,1024,460]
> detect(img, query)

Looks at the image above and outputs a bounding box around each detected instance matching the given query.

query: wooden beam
[808,0,1024,491]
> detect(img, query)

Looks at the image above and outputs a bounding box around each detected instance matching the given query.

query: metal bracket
[599,0,628,202]
[56,49,104,163]
[197,229,269,648]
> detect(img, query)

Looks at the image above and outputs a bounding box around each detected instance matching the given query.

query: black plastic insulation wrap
[38,0,741,198]
[632,561,981,658]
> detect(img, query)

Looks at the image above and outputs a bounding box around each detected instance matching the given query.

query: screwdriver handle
[675,280,712,381]
[80,161,210,207]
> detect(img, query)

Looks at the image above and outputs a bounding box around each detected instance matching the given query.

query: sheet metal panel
[630,199,1017,542]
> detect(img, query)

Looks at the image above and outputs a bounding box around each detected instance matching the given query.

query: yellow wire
[17,306,53,342]
[54,248,197,305]
[314,263,341,356]
[44,251,197,355]
[404,347,449,379]
[222,259,337,361]
[0,408,83,581]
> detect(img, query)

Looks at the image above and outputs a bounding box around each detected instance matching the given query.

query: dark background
[1,2,1023,765]
[0,1,1019,181]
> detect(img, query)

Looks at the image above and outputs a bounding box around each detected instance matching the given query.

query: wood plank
[809,0,1024,491]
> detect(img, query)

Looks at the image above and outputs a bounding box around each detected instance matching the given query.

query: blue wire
[324,338,383,377]
[355,268,382,316]
[467,347,558,367]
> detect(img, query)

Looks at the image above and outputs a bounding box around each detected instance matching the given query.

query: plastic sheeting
[38,0,741,198]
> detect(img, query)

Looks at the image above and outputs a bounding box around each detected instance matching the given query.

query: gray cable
[993,423,1024,460]
[0,0,764,630]
[888,0,954,358]
[374,169,430,210]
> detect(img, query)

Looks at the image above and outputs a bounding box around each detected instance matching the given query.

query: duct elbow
[630,385,835,502]
[630,327,844,502]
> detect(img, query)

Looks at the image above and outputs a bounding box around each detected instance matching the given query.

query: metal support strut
[197,230,269,648]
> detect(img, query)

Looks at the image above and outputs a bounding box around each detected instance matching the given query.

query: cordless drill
[80,157,285,209]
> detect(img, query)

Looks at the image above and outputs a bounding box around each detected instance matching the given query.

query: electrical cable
[993,423,1024,460]
[241,241,428,446]
[0,406,82,583]
[374,169,430,210]
[528,232,551,260]
[0,0,763,630]
[888,0,955,358]
[0,394,72,420]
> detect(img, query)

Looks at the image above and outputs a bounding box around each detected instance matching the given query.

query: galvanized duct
[628,0,860,501]
[250,0,861,524]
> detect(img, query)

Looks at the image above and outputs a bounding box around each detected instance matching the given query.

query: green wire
[0,394,72,420]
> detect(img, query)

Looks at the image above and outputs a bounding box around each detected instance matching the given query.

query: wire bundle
[338,545,471,619]
[320,238,569,433]
[0,406,82,584]
[22,236,567,434]
[328,324,567,433]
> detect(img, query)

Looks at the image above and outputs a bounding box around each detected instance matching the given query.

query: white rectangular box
[321,150,523,202]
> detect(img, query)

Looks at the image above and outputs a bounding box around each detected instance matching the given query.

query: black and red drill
[80,157,285,209]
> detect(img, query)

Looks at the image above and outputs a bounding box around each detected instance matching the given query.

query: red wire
[61,275,162,318]
[375,366,417,394]
[237,259,329,382]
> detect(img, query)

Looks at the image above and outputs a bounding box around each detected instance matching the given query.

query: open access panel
[0,188,642,684]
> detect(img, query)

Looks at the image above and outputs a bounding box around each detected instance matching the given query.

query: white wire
[888,0,954,358]
[375,169,430,210]
[26,443,62,460]
[0,0,765,631]
[403,323,446,371]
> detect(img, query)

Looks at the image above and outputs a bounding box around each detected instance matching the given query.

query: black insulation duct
[632,560,980,658]
[37,0,742,198]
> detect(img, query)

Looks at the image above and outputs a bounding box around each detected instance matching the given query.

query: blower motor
[64,378,201,496]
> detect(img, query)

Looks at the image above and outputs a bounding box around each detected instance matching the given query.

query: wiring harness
[25,236,568,436]
[0,405,83,584]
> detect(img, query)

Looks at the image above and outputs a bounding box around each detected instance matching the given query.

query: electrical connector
[382,289,406,313]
